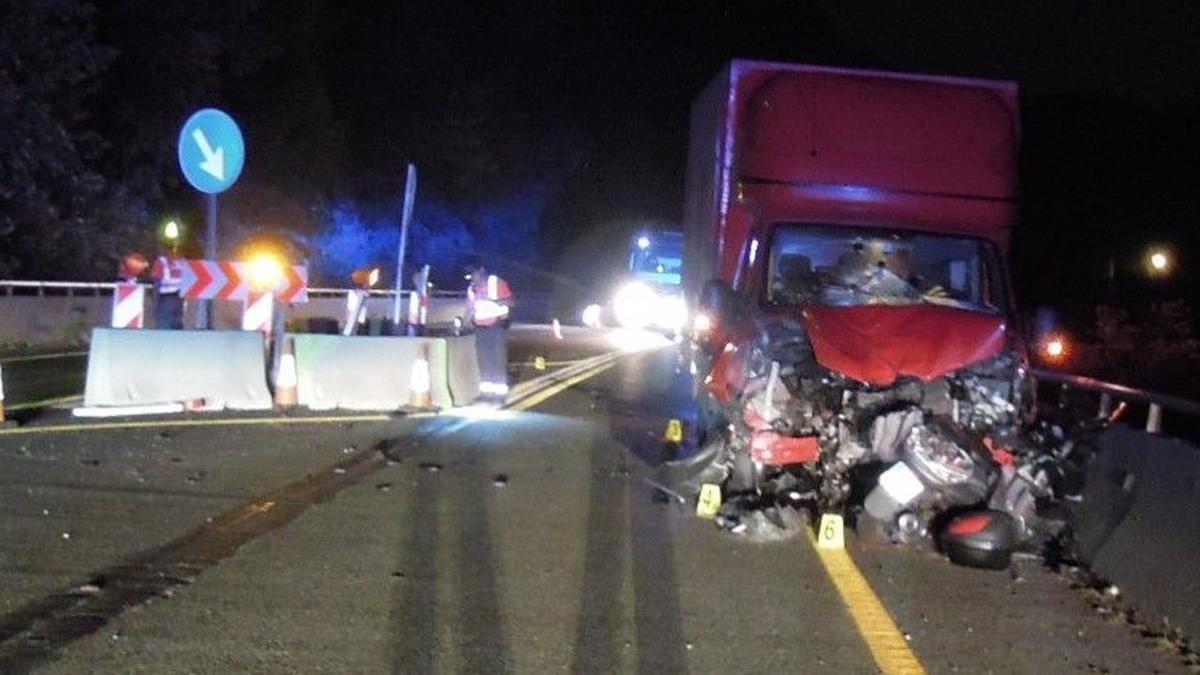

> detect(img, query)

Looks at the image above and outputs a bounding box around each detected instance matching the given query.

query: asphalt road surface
[0,327,1190,673]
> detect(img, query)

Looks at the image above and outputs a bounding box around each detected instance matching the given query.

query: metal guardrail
[1,280,465,300]
[0,280,136,296]
[1032,368,1200,433]
[307,287,464,299]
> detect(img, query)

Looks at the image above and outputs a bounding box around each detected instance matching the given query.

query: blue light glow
[309,185,546,286]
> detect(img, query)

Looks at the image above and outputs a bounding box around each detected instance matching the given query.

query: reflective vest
[467,275,513,328]
[407,285,429,326]
[343,289,369,335]
[152,255,183,294]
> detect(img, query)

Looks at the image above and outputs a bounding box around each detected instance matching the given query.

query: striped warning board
[242,291,274,334]
[110,283,145,328]
[179,259,307,303]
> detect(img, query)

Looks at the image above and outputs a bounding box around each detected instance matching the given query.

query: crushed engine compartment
[677,315,1081,568]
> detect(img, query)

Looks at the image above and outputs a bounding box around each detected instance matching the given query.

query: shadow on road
[571,397,691,672]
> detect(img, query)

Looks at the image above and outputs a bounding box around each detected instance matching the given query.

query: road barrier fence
[0,280,471,348]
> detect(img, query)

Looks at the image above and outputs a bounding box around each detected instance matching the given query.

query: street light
[1145,246,1173,277]
[163,220,181,254]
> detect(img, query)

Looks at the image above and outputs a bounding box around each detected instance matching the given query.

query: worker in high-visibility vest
[343,267,378,336]
[465,258,514,404]
[151,251,183,329]
[407,265,430,336]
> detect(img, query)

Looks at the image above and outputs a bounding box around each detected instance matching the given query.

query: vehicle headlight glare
[613,282,657,329]
[581,303,603,328]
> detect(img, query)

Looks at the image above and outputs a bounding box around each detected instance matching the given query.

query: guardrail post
[1097,392,1112,420]
[1146,403,1163,434]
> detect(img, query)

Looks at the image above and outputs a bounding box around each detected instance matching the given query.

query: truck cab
[684,61,1022,372]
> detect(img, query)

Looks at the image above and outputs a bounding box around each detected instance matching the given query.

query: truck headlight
[581,303,603,328]
[658,295,687,331]
[903,425,975,486]
[614,282,657,329]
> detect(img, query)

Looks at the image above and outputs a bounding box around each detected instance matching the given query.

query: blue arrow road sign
[178,108,244,194]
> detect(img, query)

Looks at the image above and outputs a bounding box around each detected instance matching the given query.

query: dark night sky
[313,1,1200,317]
[70,1,1200,318]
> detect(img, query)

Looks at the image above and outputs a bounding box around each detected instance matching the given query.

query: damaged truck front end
[680,62,1036,564]
[689,224,1052,567]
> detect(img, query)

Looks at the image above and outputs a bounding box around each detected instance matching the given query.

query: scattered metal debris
[641,477,687,504]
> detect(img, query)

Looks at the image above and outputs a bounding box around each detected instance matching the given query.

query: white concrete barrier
[82,328,272,410]
[290,334,479,410]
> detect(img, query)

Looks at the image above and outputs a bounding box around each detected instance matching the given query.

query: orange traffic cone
[410,344,433,408]
[274,338,298,408]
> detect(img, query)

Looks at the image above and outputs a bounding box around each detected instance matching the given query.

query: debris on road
[419,462,442,472]
[375,482,392,492]
[492,473,508,487]
[642,477,687,504]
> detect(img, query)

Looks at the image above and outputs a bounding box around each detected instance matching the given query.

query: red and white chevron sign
[179,259,307,303]
[110,283,144,328]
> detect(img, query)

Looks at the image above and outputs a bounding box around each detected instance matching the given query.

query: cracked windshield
[768,224,1005,312]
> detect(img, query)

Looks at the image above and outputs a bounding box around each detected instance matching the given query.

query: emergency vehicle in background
[681,60,1047,567]
[585,230,688,333]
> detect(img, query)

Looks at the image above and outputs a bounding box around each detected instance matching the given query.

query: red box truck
[681,61,1038,560]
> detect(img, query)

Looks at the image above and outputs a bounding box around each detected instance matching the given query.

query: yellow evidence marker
[817,513,845,549]
[664,418,684,444]
[696,483,722,519]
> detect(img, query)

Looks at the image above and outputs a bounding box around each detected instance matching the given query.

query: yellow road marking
[807,531,926,674]
[508,362,615,411]
[514,359,578,368]
[0,351,88,363]
[0,414,396,436]
[7,394,83,412]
